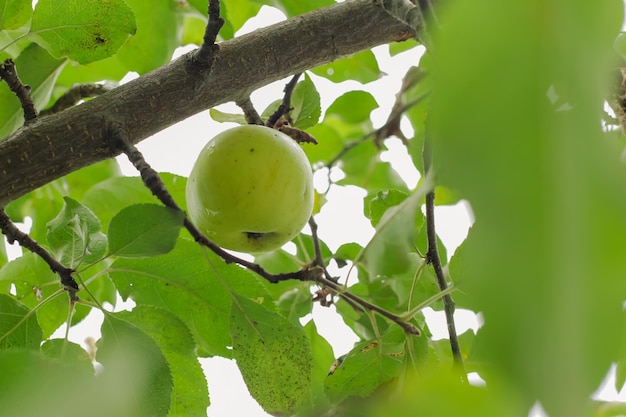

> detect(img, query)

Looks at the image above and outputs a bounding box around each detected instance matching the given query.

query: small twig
[423,135,467,380]
[266,72,302,128]
[40,83,116,116]
[0,208,79,299]
[319,274,420,335]
[0,59,37,123]
[193,0,224,67]
[235,97,264,125]
[308,216,336,282]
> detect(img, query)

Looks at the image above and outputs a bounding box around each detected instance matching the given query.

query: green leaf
[312,50,382,84]
[0,0,32,30]
[0,293,42,349]
[431,0,626,414]
[46,196,107,268]
[356,183,428,277]
[109,238,273,358]
[83,174,187,232]
[116,306,210,417]
[389,38,420,56]
[57,54,128,84]
[0,43,66,137]
[276,284,313,324]
[368,189,409,227]
[98,314,173,417]
[303,320,335,414]
[30,0,137,64]
[266,0,334,17]
[230,294,312,416]
[115,0,179,74]
[291,74,321,129]
[326,91,379,124]
[218,0,261,40]
[209,108,247,124]
[303,122,345,164]
[40,339,94,377]
[0,253,67,338]
[324,327,405,402]
[108,204,184,258]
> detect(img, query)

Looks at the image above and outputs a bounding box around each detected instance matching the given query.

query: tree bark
[0,0,415,207]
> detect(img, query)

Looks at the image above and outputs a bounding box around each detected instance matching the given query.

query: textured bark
[0,0,415,207]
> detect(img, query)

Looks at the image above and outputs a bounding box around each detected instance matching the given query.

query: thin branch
[236,97,264,125]
[0,208,79,299]
[0,59,37,123]
[308,216,336,282]
[423,136,467,381]
[267,72,302,128]
[40,83,116,116]
[193,0,225,67]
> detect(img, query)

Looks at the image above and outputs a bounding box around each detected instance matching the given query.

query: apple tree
[1,0,626,416]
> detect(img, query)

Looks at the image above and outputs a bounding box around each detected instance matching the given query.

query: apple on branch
[186,125,314,253]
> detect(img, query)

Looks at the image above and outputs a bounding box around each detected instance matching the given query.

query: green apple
[186,125,314,253]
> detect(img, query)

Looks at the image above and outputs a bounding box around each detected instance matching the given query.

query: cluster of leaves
[2,1,626,417]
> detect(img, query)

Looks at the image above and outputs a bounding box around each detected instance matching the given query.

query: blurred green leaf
[116,0,179,74]
[116,306,210,417]
[108,204,183,258]
[0,43,66,137]
[0,253,67,338]
[276,284,313,324]
[389,39,420,56]
[312,50,381,84]
[99,314,173,417]
[0,293,42,349]
[431,0,626,414]
[326,91,379,124]
[46,196,107,268]
[267,0,334,17]
[230,293,312,416]
[303,320,335,415]
[368,189,408,227]
[0,0,32,30]
[209,108,247,124]
[40,339,94,376]
[30,0,137,64]
[109,238,273,357]
[356,182,428,277]
[218,0,261,40]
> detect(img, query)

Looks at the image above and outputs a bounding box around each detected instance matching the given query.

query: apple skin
[186,125,314,253]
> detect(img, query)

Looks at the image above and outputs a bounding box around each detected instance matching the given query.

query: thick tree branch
[0,0,415,207]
